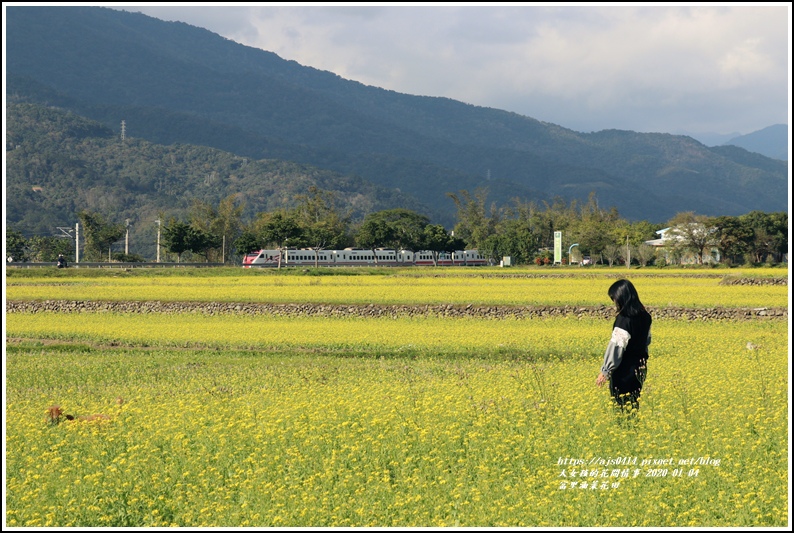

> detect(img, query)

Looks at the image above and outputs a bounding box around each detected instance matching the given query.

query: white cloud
[116,4,790,135]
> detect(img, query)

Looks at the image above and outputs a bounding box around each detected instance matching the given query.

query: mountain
[723,124,788,161]
[676,131,741,147]
[5,102,426,255]
[5,5,789,229]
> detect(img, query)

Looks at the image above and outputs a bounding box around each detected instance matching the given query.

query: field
[4,266,790,527]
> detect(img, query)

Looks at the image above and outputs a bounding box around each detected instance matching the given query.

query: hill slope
[723,124,788,161]
[5,102,426,255]
[5,5,789,224]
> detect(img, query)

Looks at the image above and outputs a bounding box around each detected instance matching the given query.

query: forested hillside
[5,103,426,255]
[5,5,788,227]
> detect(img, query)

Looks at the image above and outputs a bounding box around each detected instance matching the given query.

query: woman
[596,279,652,411]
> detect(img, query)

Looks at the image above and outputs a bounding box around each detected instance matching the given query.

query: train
[243,248,488,267]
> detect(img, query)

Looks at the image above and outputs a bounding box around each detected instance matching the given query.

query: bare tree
[602,244,623,267]
[634,243,656,267]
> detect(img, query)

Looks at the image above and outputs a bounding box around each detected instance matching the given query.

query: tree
[160,219,220,262]
[160,219,194,262]
[633,243,656,267]
[355,208,429,253]
[740,211,788,263]
[536,196,578,251]
[234,230,263,256]
[189,227,222,262]
[602,244,623,267]
[77,210,125,261]
[294,187,351,266]
[712,215,753,265]
[355,217,394,264]
[24,235,74,262]
[258,210,303,269]
[189,195,244,263]
[447,188,499,250]
[571,193,621,260]
[492,198,543,265]
[6,229,28,262]
[492,218,535,265]
[665,212,718,264]
[420,224,458,266]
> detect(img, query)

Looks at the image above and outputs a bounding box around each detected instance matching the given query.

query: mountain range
[5,5,789,239]
[722,125,788,161]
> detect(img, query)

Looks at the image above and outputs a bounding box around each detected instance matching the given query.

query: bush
[111,253,146,262]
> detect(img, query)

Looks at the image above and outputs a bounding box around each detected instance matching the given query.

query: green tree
[160,219,194,262]
[189,227,223,262]
[570,193,621,260]
[740,211,788,263]
[77,210,125,261]
[420,224,458,266]
[447,188,499,250]
[355,217,394,264]
[189,195,244,263]
[355,208,429,253]
[258,210,303,269]
[160,219,220,263]
[25,235,74,262]
[491,218,535,265]
[234,230,263,256]
[294,187,351,266]
[713,215,753,265]
[6,229,28,263]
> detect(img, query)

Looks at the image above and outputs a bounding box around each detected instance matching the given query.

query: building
[644,226,721,265]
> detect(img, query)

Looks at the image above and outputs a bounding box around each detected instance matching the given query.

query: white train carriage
[332,248,402,266]
[242,248,487,267]
[459,250,488,266]
[409,249,488,266]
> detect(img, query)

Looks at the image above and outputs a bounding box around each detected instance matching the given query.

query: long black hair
[608,279,646,317]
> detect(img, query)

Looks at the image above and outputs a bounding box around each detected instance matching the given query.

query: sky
[36,3,794,141]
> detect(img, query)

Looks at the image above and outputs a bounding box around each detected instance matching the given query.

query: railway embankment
[6,300,787,320]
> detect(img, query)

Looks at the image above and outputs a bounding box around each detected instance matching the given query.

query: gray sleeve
[601,327,630,377]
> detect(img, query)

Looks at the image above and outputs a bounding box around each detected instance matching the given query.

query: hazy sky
[110,4,789,138]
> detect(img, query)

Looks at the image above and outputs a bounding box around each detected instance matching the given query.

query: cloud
[117,4,789,135]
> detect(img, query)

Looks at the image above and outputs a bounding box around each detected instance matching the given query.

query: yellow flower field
[4,268,789,526]
[5,315,789,526]
[5,268,789,308]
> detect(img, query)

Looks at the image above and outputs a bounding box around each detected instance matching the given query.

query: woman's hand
[596,372,608,387]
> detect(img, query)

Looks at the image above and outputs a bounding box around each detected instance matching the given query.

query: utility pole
[75,222,80,264]
[626,234,631,269]
[125,219,131,255]
[121,120,126,141]
[156,219,161,263]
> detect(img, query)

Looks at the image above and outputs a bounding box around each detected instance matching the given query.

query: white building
[644,226,721,265]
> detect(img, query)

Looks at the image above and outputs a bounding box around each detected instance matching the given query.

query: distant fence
[6,262,227,269]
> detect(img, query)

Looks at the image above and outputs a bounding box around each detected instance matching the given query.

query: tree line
[5,187,788,267]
